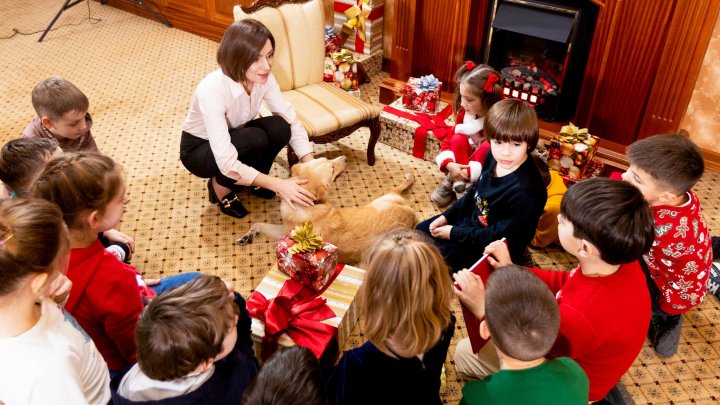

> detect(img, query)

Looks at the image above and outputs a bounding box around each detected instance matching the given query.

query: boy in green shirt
[459,265,589,405]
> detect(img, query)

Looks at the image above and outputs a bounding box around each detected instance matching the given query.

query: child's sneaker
[452,180,466,194]
[707,263,720,300]
[431,175,455,207]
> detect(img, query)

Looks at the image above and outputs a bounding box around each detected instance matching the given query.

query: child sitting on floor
[23,76,99,152]
[32,152,201,373]
[454,178,654,402]
[110,274,259,404]
[431,62,502,207]
[417,98,547,272]
[0,199,110,404]
[326,230,455,405]
[620,134,712,356]
[457,265,588,405]
[530,154,567,248]
[0,137,61,198]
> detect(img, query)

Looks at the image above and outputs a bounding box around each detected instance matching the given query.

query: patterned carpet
[1,1,718,403]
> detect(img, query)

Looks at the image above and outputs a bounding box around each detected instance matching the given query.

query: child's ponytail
[0,199,66,297]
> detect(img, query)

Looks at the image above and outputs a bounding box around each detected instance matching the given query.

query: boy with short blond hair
[454,178,654,402]
[621,133,711,356]
[459,265,588,405]
[23,76,98,152]
[110,275,259,404]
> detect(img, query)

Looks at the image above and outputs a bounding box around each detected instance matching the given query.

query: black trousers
[179,116,291,191]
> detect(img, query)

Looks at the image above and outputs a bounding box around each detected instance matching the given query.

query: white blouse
[182,69,313,185]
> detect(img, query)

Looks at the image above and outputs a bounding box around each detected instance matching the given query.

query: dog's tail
[391,173,415,195]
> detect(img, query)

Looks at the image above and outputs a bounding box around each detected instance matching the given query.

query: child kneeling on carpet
[32,152,201,373]
[0,199,110,404]
[457,265,588,405]
[417,98,547,272]
[326,230,455,405]
[454,178,654,402]
[431,62,502,207]
[620,134,712,357]
[110,274,259,404]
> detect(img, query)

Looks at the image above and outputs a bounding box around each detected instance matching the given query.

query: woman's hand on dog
[274,178,316,209]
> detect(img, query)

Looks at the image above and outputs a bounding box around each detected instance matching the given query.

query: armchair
[234,0,381,166]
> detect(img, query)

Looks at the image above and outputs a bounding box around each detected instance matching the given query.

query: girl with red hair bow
[431,62,503,207]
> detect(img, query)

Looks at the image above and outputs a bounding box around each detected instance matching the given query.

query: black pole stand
[39,0,172,43]
[39,0,85,42]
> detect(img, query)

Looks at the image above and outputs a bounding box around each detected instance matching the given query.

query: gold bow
[342,0,372,44]
[288,221,324,254]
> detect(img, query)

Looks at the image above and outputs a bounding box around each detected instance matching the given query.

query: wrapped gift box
[328,49,361,94]
[545,130,600,181]
[334,0,384,55]
[250,264,366,363]
[379,98,454,162]
[402,76,442,114]
[353,48,383,77]
[276,235,339,292]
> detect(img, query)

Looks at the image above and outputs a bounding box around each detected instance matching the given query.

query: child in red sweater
[620,134,711,357]
[32,152,200,373]
[454,178,654,402]
[431,62,502,207]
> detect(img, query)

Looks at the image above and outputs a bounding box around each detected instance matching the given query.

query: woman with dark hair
[180,20,315,219]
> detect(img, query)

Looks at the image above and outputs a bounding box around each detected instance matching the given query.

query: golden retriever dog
[235,156,416,263]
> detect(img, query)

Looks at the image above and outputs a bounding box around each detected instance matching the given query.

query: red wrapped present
[402,75,441,114]
[546,123,599,181]
[324,25,343,55]
[276,222,339,292]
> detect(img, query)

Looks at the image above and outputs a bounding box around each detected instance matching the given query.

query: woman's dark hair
[217,20,275,82]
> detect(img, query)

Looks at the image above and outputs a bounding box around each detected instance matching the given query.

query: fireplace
[484,0,598,121]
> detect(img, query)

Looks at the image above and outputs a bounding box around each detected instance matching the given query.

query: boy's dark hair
[561,178,654,265]
[484,98,539,151]
[135,275,239,381]
[31,76,89,120]
[531,153,551,187]
[243,346,327,405]
[217,20,275,83]
[485,265,560,361]
[626,133,704,195]
[0,138,59,197]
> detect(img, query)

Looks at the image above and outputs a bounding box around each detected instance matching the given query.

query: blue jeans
[150,272,202,295]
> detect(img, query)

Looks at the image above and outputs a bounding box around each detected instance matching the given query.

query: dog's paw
[404,173,415,184]
[234,231,256,245]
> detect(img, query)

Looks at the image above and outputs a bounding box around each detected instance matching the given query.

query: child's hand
[48,273,73,306]
[453,269,486,319]
[144,278,161,286]
[484,240,512,268]
[430,225,452,240]
[429,215,448,231]
[446,163,470,182]
[104,228,136,258]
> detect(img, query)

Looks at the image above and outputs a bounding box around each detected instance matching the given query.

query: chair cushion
[233,0,325,91]
[282,83,380,138]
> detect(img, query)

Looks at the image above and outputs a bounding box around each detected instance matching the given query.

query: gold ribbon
[343,0,372,43]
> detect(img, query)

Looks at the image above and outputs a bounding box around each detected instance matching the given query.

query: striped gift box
[250,264,366,361]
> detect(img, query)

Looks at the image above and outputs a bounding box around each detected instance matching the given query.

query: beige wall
[680,13,720,153]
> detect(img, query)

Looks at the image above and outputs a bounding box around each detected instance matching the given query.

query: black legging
[179,116,291,191]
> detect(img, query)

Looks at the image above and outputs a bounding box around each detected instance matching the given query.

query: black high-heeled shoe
[251,186,276,199]
[207,179,249,219]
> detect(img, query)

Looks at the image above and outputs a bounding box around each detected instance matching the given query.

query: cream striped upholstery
[233,0,380,145]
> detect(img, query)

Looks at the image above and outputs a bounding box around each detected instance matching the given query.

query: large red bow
[465,60,477,71]
[247,269,343,361]
[382,104,454,159]
[484,73,500,93]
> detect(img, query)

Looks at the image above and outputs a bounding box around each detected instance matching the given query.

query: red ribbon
[247,264,345,361]
[484,73,500,93]
[382,104,454,159]
[465,60,477,71]
[334,1,384,54]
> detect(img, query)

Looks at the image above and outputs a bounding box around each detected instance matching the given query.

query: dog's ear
[315,184,329,203]
[290,162,302,178]
[330,156,347,183]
